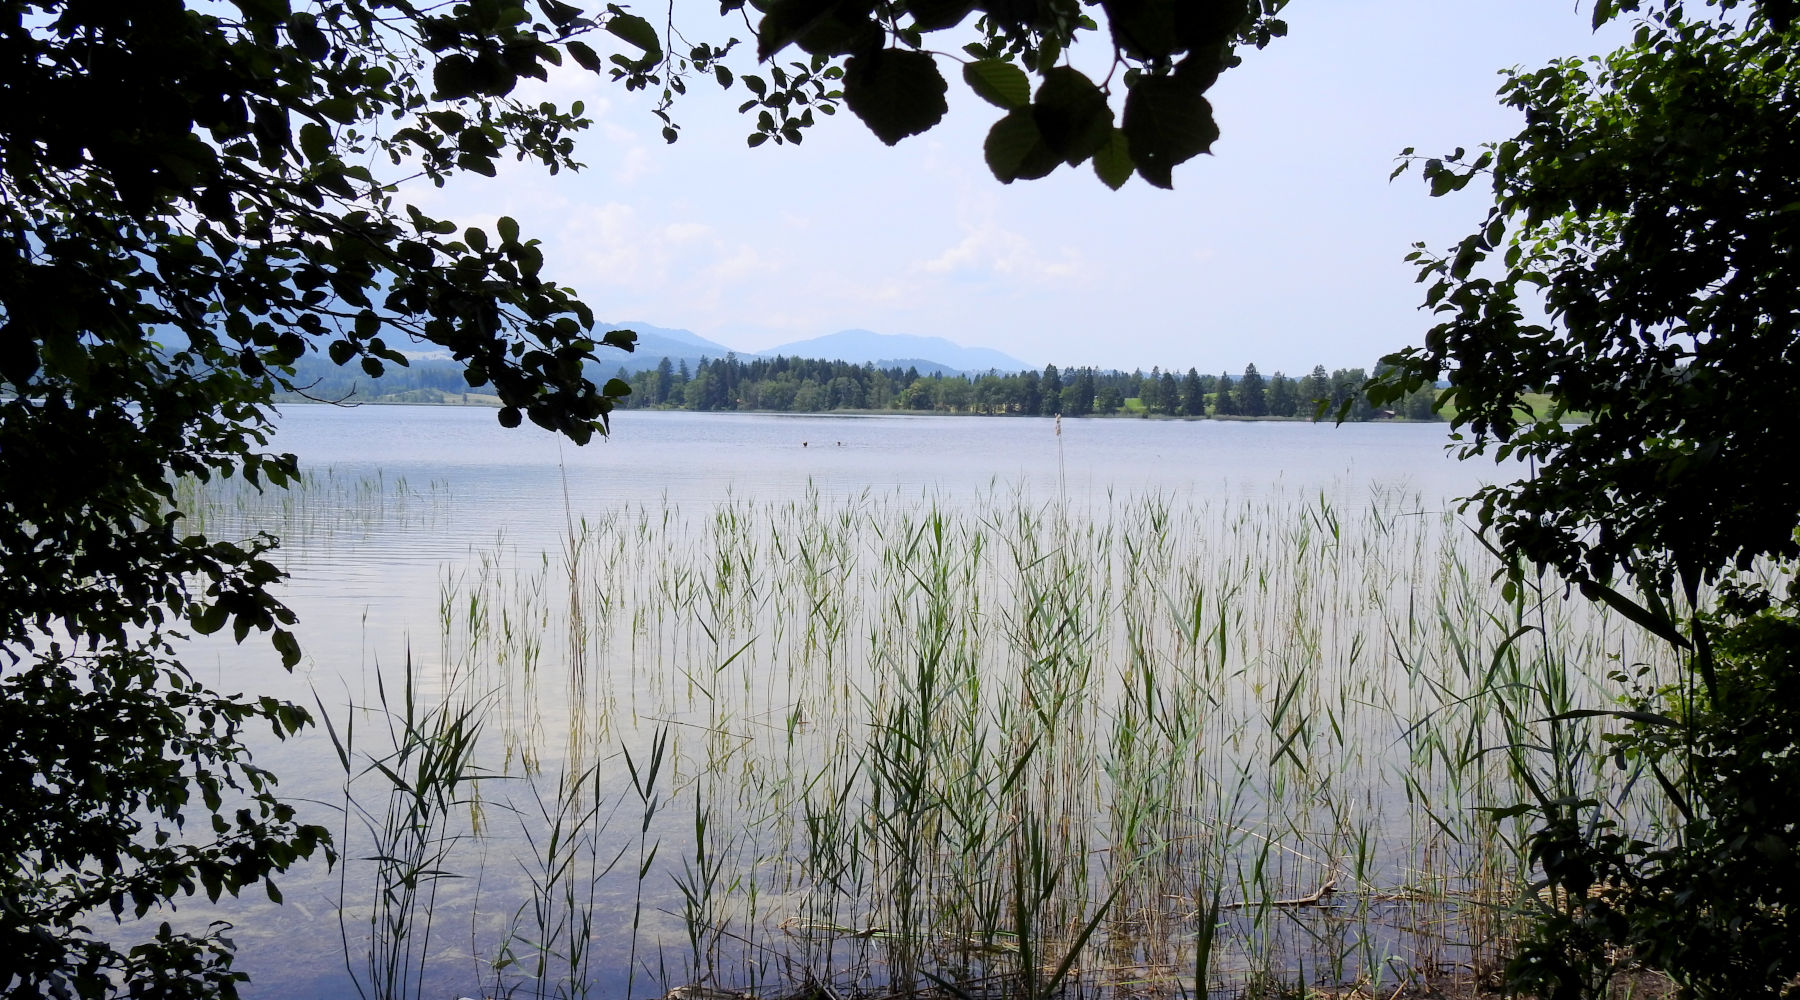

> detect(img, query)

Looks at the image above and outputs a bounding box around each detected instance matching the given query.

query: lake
[155,405,1654,999]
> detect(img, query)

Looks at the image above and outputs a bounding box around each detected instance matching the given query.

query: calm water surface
[162,406,1525,998]
[246,406,1501,675]
[271,405,1491,514]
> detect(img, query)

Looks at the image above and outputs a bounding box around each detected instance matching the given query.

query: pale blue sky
[419,1,1629,375]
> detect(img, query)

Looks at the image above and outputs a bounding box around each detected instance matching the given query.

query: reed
[318,649,485,1000]
[188,472,1679,999]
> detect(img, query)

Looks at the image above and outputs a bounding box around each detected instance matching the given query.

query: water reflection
[148,407,1650,1000]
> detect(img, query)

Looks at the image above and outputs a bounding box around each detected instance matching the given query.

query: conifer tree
[1239,364,1268,416]
[1182,368,1206,416]
[1214,372,1238,416]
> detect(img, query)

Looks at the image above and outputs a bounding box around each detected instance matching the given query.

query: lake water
[264,404,1496,512]
[240,405,1503,640]
[153,405,1610,999]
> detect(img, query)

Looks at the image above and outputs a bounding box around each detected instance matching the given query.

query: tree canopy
[1375,0,1800,601]
[0,0,1291,995]
[1372,2,1800,994]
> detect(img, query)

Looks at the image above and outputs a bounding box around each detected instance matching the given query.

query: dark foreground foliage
[1374,2,1800,996]
[2,0,1292,994]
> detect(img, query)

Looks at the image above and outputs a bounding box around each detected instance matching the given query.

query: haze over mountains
[596,322,1033,376]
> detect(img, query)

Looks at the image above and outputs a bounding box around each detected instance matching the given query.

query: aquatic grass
[184,469,1685,999]
[318,650,486,1000]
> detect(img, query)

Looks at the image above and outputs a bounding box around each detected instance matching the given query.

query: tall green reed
[186,468,1683,999]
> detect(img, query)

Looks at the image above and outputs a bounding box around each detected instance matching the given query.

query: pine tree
[1240,364,1267,416]
[654,357,675,405]
[1042,364,1064,412]
[1162,371,1182,415]
[1182,368,1205,416]
[1267,371,1298,417]
[1302,364,1330,416]
[1214,372,1237,415]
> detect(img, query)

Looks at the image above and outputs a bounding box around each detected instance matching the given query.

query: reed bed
[188,474,1679,999]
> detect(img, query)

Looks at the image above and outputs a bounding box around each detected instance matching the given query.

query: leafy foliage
[1372,3,1800,995]
[1,0,649,989]
[1,0,1298,993]
[1508,614,1800,999]
[0,647,325,998]
[1373,3,1800,600]
[740,0,1290,187]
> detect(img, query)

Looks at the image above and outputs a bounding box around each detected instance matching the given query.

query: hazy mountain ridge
[761,329,1031,373]
[330,320,1030,377]
[587,323,1031,376]
[593,322,741,372]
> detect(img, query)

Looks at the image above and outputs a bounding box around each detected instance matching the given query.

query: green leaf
[1106,0,1178,60]
[842,49,948,146]
[287,12,329,61]
[1032,66,1112,165]
[497,215,520,244]
[983,109,1061,183]
[566,40,601,72]
[1091,128,1132,190]
[1122,75,1217,189]
[913,0,976,29]
[1174,0,1251,54]
[192,603,229,636]
[755,0,838,60]
[433,54,478,99]
[540,0,584,25]
[1577,579,1692,650]
[963,59,1030,110]
[606,11,663,58]
[298,122,332,164]
[1540,708,1681,728]
[272,628,302,669]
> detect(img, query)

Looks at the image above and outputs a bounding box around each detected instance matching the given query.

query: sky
[414,1,1632,375]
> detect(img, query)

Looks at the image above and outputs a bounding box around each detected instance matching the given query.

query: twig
[1219,878,1338,910]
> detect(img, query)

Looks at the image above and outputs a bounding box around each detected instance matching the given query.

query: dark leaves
[842,48,947,145]
[984,109,1061,182]
[1091,128,1133,190]
[963,59,1030,110]
[605,9,663,60]
[1123,76,1217,188]
[1033,67,1112,165]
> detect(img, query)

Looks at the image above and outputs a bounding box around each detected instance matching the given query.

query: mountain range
[594,322,1032,376]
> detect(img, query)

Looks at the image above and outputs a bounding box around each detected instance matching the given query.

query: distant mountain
[594,321,746,373]
[875,358,963,377]
[761,330,1031,374]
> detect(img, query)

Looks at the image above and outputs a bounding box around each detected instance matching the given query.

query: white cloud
[918,223,1084,283]
[613,144,653,184]
[661,221,711,244]
[705,245,775,282]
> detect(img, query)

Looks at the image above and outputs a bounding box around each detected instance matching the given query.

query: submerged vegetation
[182,472,1678,998]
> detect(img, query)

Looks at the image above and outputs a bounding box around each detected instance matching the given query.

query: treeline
[612,355,1444,420]
[270,350,1443,420]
